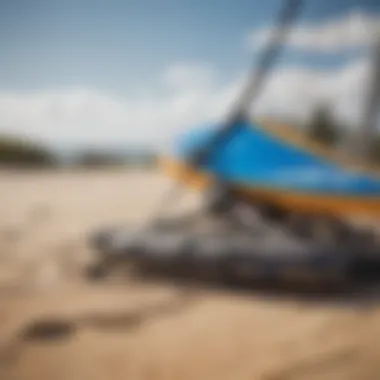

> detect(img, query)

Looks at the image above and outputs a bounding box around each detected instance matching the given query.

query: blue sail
[173,120,380,198]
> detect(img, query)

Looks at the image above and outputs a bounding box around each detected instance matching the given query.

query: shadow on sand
[126,263,380,310]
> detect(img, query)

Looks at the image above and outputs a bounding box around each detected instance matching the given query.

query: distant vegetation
[305,104,380,163]
[307,104,342,147]
[0,134,57,168]
[74,149,157,169]
[367,137,380,164]
[74,150,128,168]
[0,134,158,169]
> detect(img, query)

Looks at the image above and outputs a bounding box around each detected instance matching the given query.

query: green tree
[367,134,380,164]
[75,151,124,167]
[0,134,57,167]
[308,105,341,146]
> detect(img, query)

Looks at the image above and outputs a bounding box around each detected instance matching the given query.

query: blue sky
[0,0,379,148]
[1,0,378,94]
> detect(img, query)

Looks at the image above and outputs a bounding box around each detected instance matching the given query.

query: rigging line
[190,0,304,169]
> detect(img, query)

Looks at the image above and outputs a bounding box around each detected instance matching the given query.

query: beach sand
[0,169,379,380]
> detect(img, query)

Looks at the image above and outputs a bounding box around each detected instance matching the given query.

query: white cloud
[0,64,239,150]
[0,58,376,151]
[248,10,380,53]
[254,57,372,128]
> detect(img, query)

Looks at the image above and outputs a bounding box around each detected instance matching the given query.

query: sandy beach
[1,169,380,380]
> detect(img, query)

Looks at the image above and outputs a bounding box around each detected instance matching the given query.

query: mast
[355,33,380,159]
